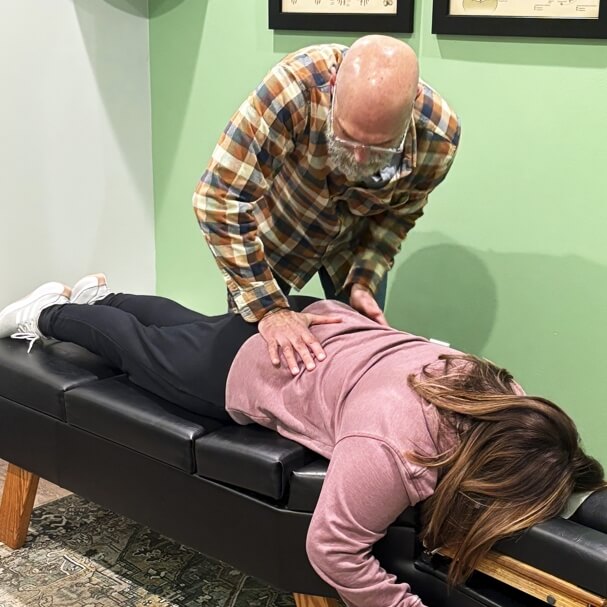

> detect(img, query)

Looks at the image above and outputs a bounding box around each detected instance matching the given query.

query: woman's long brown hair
[407,354,606,585]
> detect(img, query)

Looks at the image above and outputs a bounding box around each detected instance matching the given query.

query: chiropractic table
[0,338,605,607]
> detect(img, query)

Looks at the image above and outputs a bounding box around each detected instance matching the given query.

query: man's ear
[329,65,337,87]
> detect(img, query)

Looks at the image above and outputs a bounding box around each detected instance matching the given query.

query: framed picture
[269,0,415,34]
[432,0,607,39]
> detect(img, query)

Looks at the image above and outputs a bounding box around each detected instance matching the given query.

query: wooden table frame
[439,549,606,607]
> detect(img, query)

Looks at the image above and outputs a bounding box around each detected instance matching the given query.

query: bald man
[194,36,460,375]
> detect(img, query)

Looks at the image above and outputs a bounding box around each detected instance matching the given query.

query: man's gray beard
[326,133,394,182]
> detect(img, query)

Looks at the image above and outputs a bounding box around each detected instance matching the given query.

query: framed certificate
[432,0,607,38]
[269,0,415,33]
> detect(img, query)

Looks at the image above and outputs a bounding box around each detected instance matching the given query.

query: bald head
[334,35,419,146]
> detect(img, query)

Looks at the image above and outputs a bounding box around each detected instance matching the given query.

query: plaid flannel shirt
[193,44,461,322]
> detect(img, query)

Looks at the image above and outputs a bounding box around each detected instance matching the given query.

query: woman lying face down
[406,355,605,584]
[0,275,604,607]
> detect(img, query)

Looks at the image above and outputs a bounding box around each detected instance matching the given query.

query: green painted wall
[149,0,607,465]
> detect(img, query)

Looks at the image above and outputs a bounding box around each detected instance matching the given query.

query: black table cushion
[194,425,317,501]
[0,339,119,419]
[287,459,328,512]
[65,376,223,473]
[571,487,607,534]
[496,517,607,596]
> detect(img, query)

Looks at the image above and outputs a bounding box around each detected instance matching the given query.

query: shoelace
[11,319,41,353]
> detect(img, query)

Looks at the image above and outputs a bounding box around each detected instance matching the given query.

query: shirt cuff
[227,278,290,322]
[344,256,390,296]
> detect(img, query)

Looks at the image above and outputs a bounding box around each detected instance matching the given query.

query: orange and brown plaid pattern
[193,44,461,322]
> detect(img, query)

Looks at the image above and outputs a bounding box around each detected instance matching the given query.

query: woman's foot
[71,273,109,305]
[0,282,72,351]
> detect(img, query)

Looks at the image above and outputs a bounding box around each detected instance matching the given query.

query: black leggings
[39,293,319,421]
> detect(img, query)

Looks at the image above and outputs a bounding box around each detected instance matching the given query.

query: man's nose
[354,146,370,164]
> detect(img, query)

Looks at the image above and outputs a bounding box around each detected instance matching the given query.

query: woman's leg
[95,293,209,327]
[95,289,321,328]
[47,292,321,413]
[39,303,257,420]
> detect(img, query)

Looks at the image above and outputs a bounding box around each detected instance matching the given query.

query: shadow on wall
[97,0,192,17]
[386,235,607,364]
[145,0,189,17]
[386,240,498,354]
[72,0,206,203]
[72,0,153,201]
[102,0,189,17]
[148,0,209,205]
[385,234,607,399]
[98,0,148,17]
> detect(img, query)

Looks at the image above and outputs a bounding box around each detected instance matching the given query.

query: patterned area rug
[0,495,308,606]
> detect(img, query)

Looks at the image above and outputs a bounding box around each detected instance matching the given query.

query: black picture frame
[432,0,607,39]
[269,0,414,34]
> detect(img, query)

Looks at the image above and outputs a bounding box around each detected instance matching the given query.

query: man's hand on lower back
[349,284,388,326]
[258,309,342,375]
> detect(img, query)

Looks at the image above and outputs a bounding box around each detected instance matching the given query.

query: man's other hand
[349,284,388,326]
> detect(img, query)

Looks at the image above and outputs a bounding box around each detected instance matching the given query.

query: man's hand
[349,284,388,326]
[258,309,342,375]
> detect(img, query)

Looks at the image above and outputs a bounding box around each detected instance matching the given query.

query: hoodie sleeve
[306,435,428,607]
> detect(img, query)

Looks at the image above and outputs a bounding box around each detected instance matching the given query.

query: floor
[0,459,71,507]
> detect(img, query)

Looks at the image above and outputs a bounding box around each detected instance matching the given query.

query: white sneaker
[0,282,72,352]
[71,273,109,305]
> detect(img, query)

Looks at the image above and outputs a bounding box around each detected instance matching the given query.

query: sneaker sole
[0,282,71,337]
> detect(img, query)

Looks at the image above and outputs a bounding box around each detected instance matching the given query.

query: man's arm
[193,62,308,322]
[345,129,460,314]
[346,200,426,297]
[193,62,343,373]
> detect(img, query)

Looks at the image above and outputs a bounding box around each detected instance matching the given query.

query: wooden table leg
[293,593,340,607]
[0,463,40,549]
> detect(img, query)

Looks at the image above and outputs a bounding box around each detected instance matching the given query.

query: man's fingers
[357,299,376,314]
[294,336,317,371]
[307,339,327,362]
[259,310,335,372]
[307,313,342,326]
[302,332,326,363]
[350,292,389,327]
[267,339,280,366]
[372,311,389,327]
[366,311,388,327]
[280,343,300,375]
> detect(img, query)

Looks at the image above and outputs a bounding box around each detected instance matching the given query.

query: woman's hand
[258,309,342,375]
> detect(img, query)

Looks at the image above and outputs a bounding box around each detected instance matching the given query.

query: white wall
[0,0,155,302]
